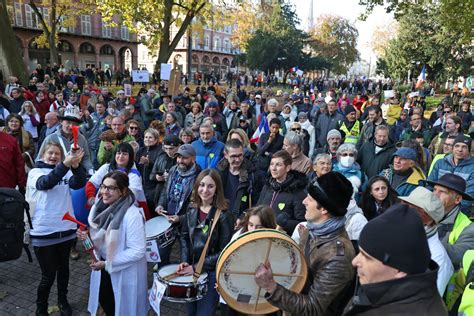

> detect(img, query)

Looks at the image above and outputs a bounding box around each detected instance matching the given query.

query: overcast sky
[290,0,394,62]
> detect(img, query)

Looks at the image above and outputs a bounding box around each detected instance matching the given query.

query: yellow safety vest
[340,120,360,144]
[459,250,474,316]
[446,212,473,310]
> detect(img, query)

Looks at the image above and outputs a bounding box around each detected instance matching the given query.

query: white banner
[132,70,150,83]
[160,63,172,80]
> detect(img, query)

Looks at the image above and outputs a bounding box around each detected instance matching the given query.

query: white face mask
[340,156,355,168]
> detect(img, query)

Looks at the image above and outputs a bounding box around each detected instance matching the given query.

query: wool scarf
[306,216,346,239]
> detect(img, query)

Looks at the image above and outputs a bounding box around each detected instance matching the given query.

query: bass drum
[216,229,307,315]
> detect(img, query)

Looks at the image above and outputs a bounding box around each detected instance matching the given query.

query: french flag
[415,65,426,89]
[290,66,298,73]
[250,114,270,143]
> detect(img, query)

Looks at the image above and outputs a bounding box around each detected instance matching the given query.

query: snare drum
[157,264,209,303]
[145,216,176,248]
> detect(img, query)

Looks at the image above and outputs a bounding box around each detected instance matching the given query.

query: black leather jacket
[179,206,234,272]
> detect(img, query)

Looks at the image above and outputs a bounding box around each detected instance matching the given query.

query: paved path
[0,243,187,315]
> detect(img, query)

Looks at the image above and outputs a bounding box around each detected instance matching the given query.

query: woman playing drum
[177,169,234,316]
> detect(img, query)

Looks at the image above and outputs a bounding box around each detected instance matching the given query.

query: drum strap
[193,208,222,283]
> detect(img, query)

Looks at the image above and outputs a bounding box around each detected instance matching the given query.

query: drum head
[216,229,307,315]
[146,216,171,239]
[158,264,208,284]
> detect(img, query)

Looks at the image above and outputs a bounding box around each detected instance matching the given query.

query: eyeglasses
[100,185,118,192]
[291,128,301,131]
[443,143,454,147]
[444,111,452,114]
[340,153,355,157]
[129,126,138,130]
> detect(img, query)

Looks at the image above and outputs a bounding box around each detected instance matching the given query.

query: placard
[295,69,304,77]
[149,277,167,315]
[168,69,182,97]
[146,239,161,263]
[383,90,395,99]
[132,70,150,83]
[160,63,172,80]
[124,83,132,97]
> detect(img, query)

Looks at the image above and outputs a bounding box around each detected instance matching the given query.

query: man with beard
[155,144,201,265]
[316,129,343,165]
[356,106,387,150]
[340,105,362,145]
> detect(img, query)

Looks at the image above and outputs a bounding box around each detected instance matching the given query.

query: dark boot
[58,300,72,316]
[35,303,48,316]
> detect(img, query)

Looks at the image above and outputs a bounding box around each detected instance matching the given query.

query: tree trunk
[0,0,28,84]
[48,32,59,65]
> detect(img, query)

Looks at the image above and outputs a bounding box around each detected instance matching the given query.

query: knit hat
[453,134,472,152]
[307,171,353,217]
[326,129,342,141]
[344,105,356,116]
[358,204,431,275]
[298,112,308,120]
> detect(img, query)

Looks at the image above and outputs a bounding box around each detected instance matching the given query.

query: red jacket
[0,132,26,189]
[33,97,50,123]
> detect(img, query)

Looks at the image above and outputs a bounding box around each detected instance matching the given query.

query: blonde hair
[227,128,251,149]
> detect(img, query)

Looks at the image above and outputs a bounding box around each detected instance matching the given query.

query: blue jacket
[192,137,225,170]
[428,155,474,213]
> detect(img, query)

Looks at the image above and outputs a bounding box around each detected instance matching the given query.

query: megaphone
[71,125,80,150]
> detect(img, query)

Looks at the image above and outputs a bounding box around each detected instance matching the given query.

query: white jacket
[428,232,454,296]
[87,204,148,315]
[27,167,77,235]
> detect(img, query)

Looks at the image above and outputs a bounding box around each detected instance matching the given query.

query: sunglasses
[340,153,355,157]
[291,128,301,131]
[129,126,138,130]
[444,111,452,114]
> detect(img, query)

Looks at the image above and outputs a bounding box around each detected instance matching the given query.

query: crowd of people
[0,67,474,316]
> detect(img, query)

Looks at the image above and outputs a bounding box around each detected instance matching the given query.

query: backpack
[0,188,33,262]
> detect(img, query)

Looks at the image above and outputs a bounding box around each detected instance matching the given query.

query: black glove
[276,212,290,229]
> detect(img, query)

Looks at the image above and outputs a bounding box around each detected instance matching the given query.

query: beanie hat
[307,171,353,217]
[163,134,180,147]
[344,105,356,116]
[454,134,472,152]
[326,129,342,141]
[358,204,431,275]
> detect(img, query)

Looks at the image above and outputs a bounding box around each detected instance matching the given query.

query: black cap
[358,204,431,275]
[163,134,180,147]
[422,173,473,201]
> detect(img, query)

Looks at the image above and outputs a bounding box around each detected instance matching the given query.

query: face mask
[340,156,355,168]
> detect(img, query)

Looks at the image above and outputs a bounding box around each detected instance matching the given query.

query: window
[7,4,14,25]
[42,7,49,26]
[81,15,91,35]
[121,25,129,41]
[204,36,209,49]
[224,39,230,53]
[214,37,220,51]
[14,3,22,26]
[25,4,37,28]
[102,23,112,38]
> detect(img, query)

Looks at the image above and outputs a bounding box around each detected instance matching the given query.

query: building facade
[138,23,238,78]
[6,1,138,73]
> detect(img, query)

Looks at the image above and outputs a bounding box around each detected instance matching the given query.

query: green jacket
[97,134,135,166]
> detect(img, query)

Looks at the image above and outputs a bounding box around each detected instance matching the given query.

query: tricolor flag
[290,66,299,73]
[250,114,270,143]
[415,65,426,89]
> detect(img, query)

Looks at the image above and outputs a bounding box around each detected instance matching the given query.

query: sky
[290,0,394,63]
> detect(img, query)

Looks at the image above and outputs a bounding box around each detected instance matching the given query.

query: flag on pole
[250,114,270,143]
[415,65,426,89]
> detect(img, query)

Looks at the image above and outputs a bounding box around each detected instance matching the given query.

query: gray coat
[37,128,93,172]
[81,112,107,151]
[315,112,344,148]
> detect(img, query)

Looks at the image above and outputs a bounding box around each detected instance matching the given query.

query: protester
[0,131,26,190]
[1,113,35,171]
[178,169,233,316]
[80,171,148,316]
[27,141,86,316]
[344,204,448,315]
[283,131,312,174]
[359,175,399,221]
[97,116,134,166]
[192,124,225,170]
[255,172,355,315]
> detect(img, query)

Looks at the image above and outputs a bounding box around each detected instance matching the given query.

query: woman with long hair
[27,141,86,315]
[79,171,147,315]
[178,169,233,316]
[19,100,41,141]
[359,175,399,221]
[86,142,150,219]
[1,113,36,170]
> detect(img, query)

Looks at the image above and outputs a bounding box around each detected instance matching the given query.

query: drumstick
[255,239,273,312]
[162,271,179,281]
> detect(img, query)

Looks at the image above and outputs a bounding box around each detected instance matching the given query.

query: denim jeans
[33,239,74,307]
[187,271,218,316]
